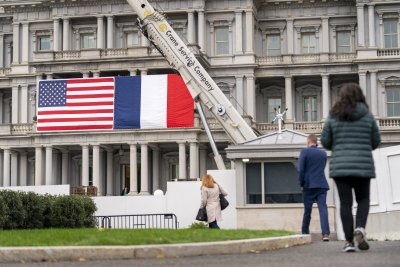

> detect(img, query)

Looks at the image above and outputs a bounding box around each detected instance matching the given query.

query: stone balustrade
[379,118,400,129]
[377,48,400,57]
[257,53,356,65]
[11,123,34,135]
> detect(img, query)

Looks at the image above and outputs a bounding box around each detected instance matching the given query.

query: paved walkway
[1,241,399,267]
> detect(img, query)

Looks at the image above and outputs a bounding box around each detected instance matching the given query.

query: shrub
[0,195,8,229]
[20,192,46,229]
[81,196,97,227]
[0,190,26,229]
[189,222,208,229]
[0,191,97,230]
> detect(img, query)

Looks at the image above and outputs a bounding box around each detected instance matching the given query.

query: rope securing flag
[36,74,194,132]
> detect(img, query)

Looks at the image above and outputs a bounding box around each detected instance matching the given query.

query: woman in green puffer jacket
[321,83,380,253]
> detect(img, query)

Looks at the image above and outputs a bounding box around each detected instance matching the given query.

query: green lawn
[0,228,294,247]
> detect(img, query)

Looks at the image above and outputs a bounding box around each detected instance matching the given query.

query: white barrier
[0,185,70,195]
[93,170,237,229]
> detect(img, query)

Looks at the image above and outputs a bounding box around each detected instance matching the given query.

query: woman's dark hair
[330,83,368,120]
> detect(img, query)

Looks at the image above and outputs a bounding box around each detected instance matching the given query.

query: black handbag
[196,207,208,222]
[220,194,229,210]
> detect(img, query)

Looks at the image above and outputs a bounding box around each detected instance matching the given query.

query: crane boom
[126,0,257,145]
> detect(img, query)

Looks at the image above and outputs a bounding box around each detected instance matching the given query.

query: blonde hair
[201,174,215,188]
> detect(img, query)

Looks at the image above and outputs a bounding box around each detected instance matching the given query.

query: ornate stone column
[81,145,89,186]
[198,10,205,52]
[11,86,19,124]
[0,34,3,68]
[53,18,60,51]
[235,11,243,54]
[285,76,293,120]
[140,69,148,75]
[97,16,104,49]
[20,152,28,186]
[61,151,69,184]
[359,71,367,96]
[370,70,378,116]
[152,146,160,191]
[62,18,70,50]
[246,75,255,118]
[12,23,19,64]
[322,17,329,53]
[0,92,4,123]
[140,143,149,194]
[107,16,114,49]
[189,142,199,179]
[322,74,330,120]
[3,148,10,186]
[357,4,366,47]
[245,10,254,54]
[187,11,195,44]
[45,146,53,185]
[235,76,244,114]
[10,151,17,186]
[368,4,376,47]
[20,85,28,123]
[21,22,29,63]
[286,19,294,54]
[92,145,100,196]
[129,144,138,195]
[199,147,207,179]
[106,148,114,195]
[35,146,43,185]
[178,142,187,180]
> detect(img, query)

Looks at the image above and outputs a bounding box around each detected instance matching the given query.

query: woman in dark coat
[320,83,380,252]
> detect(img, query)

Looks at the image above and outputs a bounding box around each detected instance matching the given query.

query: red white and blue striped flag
[36,74,194,132]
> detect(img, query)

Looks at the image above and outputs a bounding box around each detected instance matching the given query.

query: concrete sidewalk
[0,235,310,264]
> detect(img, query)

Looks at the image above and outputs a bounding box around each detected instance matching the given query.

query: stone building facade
[0,0,399,203]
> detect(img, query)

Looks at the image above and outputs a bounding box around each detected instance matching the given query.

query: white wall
[0,184,70,195]
[93,170,237,229]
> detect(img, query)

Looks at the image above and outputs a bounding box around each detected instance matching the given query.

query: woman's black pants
[334,177,371,242]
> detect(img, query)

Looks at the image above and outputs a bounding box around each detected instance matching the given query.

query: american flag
[37,77,115,131]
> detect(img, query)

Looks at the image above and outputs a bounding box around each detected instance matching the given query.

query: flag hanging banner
[36,74,194,132]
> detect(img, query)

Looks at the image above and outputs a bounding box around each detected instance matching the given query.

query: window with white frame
[386,87,400,117]
[301,33,316,53]
[303,96,318,121]
[245,162,301,204]
[266,34,281,56]
[268,98,282,122]
[126,31,139,47]
[38,36,51,51]
[81,33,95,49]
[337,31,351,53]
[384,19,398,48]
[215,26,229,55]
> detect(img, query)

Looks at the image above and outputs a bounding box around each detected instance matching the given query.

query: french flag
[114,74,194,129]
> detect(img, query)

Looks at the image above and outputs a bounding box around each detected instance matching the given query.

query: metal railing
[94,213,179,229]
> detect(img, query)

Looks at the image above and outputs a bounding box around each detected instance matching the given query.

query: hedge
[0,191,97,230]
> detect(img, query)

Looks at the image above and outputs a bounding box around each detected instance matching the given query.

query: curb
[0,234,311,263]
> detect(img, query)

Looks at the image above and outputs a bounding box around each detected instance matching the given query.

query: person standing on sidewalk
[320,83,381,252]
[298,134,330,241]
[200,174,228,229]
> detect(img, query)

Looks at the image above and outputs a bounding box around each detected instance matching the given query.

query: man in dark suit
[298,134,330,241]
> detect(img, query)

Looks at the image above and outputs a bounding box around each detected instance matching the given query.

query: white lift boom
[126,0,257,169]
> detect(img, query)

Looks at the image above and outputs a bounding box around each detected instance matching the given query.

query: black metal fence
[94,213,179,229]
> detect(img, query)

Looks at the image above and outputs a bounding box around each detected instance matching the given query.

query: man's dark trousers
[302,188,330,235]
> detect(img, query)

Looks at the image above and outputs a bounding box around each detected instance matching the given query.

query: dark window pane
[246,163,262,204]
[264,162,302,203]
